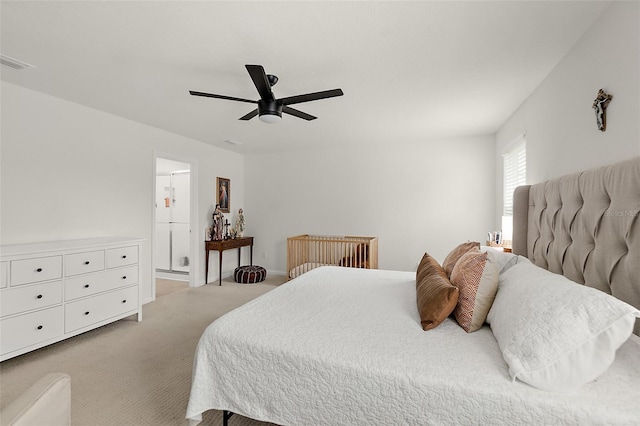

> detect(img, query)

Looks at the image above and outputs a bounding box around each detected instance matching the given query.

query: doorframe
[152,152,199,299]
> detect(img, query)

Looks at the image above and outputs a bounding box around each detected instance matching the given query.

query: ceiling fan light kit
[259,114,281,124]
[258,99,282,123]
[190,64,343,123]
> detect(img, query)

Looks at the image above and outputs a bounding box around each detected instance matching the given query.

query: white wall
[0,82,245,302]
[496,1,640,223]
[245,136,495,274]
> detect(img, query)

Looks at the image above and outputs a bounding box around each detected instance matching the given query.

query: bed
[286,234,378,280]
[187,157,640,425]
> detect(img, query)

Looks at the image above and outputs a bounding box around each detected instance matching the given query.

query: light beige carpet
[0,275,286,426]
[156,277,190,298]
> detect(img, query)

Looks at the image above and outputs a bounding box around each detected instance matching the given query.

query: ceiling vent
[0,54,35,70]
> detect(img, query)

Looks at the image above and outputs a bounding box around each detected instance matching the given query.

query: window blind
[503,139,526,216]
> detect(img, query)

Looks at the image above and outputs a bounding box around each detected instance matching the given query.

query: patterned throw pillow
[416,253,459,331]
[442,241,480,278]
[450,251,499,332]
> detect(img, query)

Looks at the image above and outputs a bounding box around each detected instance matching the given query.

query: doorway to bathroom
[155,157,191,295]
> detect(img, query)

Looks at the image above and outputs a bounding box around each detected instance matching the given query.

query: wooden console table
[205,237,254,286]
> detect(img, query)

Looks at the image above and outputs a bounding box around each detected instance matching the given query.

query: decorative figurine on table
[212,204,224,240]
[236,208,245,237]
[224,219,230,239]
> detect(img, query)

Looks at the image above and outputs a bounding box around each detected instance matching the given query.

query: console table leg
[205,249,210,284]
[218,250,223,286]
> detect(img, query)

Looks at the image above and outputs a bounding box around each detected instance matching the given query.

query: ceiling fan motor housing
[258,99,282,121]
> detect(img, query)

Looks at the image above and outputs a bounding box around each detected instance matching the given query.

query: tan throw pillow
[416,253,459,331]
[450,250,499,332]
[442,241,480,278]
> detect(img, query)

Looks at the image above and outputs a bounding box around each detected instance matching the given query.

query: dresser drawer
[0,262,7,289]
[11,256,62,286]
[65,285,138,333]
[64,265,138,301]
[65,250,105,276]
[0,306,64,356]
[1,281,63,317]
[106,246,138,269]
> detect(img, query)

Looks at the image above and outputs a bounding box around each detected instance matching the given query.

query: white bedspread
[187,266,640,425]
[288,262,330,279]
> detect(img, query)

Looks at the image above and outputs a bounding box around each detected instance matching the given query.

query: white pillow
[480,248,516,273]
[487,261,640,392]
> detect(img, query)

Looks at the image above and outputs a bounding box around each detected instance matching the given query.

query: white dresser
[0,237,143,362]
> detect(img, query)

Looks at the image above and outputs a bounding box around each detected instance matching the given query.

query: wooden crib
[287,235,378,280]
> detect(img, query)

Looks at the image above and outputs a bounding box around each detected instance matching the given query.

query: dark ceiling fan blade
[245,65,274,101]
[239,109,259,121]
[189,91,257,104]
[280,88,344,106]
[282,106,317,121]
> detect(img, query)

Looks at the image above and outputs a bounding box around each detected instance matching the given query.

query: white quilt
[288,262,330,279]
[187,266,640,425]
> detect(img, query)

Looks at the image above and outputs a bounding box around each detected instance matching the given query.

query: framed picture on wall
[217,177,230,213]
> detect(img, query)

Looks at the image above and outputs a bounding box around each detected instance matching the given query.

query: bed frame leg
[223,410,234,426]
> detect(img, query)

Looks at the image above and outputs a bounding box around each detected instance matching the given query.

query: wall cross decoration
[592,89,612,132]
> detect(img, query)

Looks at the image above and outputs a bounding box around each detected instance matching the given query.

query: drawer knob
[122,276,127,280]
[37,294,43,299]
[84,311,90,316]
[122,299,127,304]
[37,325,43,330]
[84,261,90,265]
[122,255,127,259]
[84,284,90,288]
[36,268,43,272]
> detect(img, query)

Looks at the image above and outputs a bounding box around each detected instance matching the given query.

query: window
[502,137,526,216]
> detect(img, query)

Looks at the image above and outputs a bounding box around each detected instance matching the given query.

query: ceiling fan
[189,64,343,123]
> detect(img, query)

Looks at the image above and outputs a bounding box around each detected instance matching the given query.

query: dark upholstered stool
[234,265,267,284]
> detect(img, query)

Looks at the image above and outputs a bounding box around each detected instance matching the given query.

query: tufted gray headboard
[512,156,640,335]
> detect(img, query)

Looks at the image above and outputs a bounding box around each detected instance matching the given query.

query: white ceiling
[0,1,612,155]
